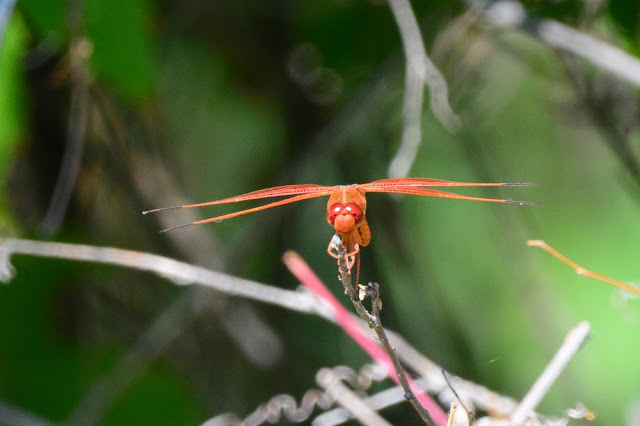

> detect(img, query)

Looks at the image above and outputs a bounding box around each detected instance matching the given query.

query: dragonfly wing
[360,177,535,189]
[361,186,537,205]
[158,190,333,232]
[144,184,333,214]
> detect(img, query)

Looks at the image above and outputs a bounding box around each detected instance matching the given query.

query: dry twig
[478,0,640,88]
[328,236,438,425]
[386,0,460,179]
[1,238,594,425]
[510,321,592,424]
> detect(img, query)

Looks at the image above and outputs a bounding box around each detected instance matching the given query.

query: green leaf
[83,0,155,101]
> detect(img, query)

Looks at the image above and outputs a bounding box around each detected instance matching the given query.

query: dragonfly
[144,177,535,274]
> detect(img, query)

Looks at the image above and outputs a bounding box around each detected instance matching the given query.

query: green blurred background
[2,0,640,424]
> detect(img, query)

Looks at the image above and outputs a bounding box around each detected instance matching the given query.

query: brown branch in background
[61,94,286,423]
[39,0,94,236]
[95,90,285,370]
[38,36,93,236]
[386,0,460,179]
[329,236,437,425]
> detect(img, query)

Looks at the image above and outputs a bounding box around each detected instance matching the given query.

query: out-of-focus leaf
[18,0,67,43]
[84,0,155,101]
[608,0,640,55]
[0,15,27,233]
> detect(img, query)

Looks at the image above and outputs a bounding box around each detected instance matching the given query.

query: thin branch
[1,238,590,425]
[316,368,392,426]
[387,0,460,179]
[0,238,324,317]
[0,398,54,426]
[510,321,592,424]
[478,0,640,88]
[441,370,473,425]
[327,237,441,425]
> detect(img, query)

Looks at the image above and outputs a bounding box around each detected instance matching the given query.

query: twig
[316,368,392,426]
[0,238,324,317]
[0,398,54,426]
[477,0,640,88]
[328,236,439,425]
[441,370,473,425]
[284,250,450,424]
[510,321,592,424]
[3,237,580,424]
[527,240,640,296]
[386,0,460,179]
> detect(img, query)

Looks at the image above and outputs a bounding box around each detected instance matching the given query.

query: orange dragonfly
[144,177,535,271]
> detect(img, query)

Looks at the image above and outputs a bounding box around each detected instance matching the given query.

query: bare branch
[1,238,593,425]
[0,398,54,426]
[387,0,460,179]
[479,0,640,88]
[0,238,323,317]
[327,237,440,425]
[510,321,592,424]
[316,367,392,426]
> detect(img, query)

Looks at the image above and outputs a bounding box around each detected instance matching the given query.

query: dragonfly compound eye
[326,203,344,225]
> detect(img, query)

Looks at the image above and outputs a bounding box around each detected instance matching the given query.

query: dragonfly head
[326,202,364,235]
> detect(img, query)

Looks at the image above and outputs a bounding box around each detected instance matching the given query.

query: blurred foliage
[2,0,640,424]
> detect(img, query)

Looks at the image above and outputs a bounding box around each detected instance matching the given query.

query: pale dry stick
[477,0,640,88]
[316,368,392,426]
[527,240,640,296]
[0,398,53,426]
[446,403,457,426]
[510,321,592,424]
[0,238,323,317]
[205,363,386,426]
[237,389,332,426]
[312,373,580,426]
[441,370,473,425]
[0,238,543,424]
[329,236,437,426]
[386,0,460,179]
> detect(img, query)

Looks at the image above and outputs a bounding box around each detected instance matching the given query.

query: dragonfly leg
[327,239,360,272]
